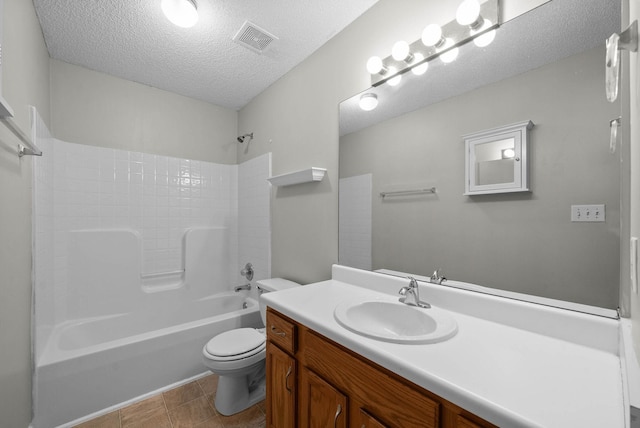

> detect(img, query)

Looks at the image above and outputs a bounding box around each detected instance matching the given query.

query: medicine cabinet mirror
[464,121,533,195]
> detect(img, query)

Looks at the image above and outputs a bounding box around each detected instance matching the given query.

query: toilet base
[214,365,266,416]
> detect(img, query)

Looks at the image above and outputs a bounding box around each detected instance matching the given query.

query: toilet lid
[205,328,265,357]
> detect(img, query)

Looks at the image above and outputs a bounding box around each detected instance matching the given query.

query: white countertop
[262,266,626,428]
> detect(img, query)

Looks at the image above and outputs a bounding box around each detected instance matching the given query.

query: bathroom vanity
[266,308,495,427]
[263,265,636,428]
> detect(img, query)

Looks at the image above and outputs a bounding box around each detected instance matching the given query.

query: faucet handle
[430,269,446,284]
[241,262,254,281]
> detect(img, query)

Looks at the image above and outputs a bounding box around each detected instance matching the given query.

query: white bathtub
[33,292,262,428]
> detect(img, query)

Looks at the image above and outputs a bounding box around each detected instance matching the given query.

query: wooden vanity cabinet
[266,308,497,428]
[266,310,297,428]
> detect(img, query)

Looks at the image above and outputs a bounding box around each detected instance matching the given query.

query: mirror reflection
[338,0,622,309]
[476,139,515,185]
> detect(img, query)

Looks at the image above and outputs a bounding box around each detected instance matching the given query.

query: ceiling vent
[233,21,278,54]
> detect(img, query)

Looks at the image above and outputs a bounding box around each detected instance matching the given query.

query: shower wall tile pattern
[339,174,372,270]
[32,107,271,356]
[51,141,238,276]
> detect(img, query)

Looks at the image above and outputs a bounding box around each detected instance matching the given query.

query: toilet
[202,278,300,416]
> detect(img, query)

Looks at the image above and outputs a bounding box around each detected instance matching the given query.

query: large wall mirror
[338,0,623,309]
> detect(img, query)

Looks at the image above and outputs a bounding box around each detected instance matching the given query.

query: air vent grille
[233,21,278,54]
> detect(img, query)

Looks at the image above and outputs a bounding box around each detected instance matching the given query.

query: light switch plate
[571,204,605,222]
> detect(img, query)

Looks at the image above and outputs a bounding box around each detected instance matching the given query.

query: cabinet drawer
[266,309,297,354]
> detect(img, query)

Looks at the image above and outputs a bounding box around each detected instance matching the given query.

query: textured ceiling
[340,0,620,136]
[32,0,379,110]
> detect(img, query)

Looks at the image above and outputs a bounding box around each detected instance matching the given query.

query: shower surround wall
[32,108,272,362]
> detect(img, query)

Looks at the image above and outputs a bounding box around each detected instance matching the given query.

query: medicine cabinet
[464,120,534,195]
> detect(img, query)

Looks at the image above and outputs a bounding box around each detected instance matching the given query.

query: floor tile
[193,415,225,428]
[163,380,204,410]
[121,411,172,428]
[197,374,219,395]
[217,404,264,428]
[71,375,266,428]
[73,411,120,428]
[120,395,167,427]
[168,396,216,428]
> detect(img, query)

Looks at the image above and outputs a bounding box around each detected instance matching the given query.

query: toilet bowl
[202,278,300,416]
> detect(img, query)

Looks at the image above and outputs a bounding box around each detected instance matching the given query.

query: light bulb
[161,0,198,28]
[367,56,385,75]
[387,67,402,86]
[392,40,412,62]
[439,39,459,64]
[422,24,443,47]
[359,93,378,111]
[502,148,515,159]
[456,0,481,27]
[472,19,496,47]
[411,53,428,76]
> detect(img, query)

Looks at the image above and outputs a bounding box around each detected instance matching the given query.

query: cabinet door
[358,409,388,428]
[266,343,296,428]
[299,368,348,428]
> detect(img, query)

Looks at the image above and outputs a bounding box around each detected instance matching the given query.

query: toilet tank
[257,278,301,324]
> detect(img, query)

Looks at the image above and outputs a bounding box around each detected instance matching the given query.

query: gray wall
[0,0,50,425]
[50,59,238,164]
[234,0,545,285]
[340,47,620,308]
[236,0,434,284]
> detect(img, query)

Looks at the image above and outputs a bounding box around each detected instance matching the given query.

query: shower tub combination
[35,292,261,427]
[33,228,264,427]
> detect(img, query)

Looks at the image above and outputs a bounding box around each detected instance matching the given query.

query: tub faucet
[430,268,446,285]
[234,283,251,292]
[398,277,431,309]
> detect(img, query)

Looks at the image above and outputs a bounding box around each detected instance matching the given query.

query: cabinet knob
[270,325,286,337]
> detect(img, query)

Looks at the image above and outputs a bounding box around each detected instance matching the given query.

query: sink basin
[334,299,458,344]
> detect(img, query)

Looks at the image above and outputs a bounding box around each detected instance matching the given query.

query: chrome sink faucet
[398,277,431,309]
[430,268,446,285]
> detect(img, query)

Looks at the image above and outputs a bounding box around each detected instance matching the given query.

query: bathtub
[33,292,262,428]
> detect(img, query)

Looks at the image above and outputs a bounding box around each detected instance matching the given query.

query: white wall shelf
[268,167,327,187]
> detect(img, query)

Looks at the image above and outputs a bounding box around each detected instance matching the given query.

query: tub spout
[234,283,251,292]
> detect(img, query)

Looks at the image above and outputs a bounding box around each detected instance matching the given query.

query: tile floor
[73,374,265,428]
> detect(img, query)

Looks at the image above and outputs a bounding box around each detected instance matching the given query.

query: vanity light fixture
[411,53,429,76]
[422,24,446,48]
[392,40,414,63]
[366,56,388,75]
[422,24,458,64]
[359,93,379,111]
[438,39,459,64]
[456,0,483,29]
[161,0,199,28]
[386,67,402,86]
[472,19,497,47]
[366,0,499,87]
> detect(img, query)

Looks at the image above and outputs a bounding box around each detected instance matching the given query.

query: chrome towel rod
[0,98,42,157]
[380,187,436,198]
